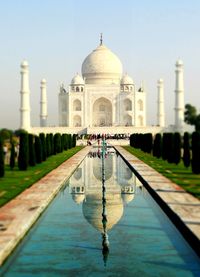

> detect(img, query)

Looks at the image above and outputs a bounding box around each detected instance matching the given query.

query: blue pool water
[0,147,200,276]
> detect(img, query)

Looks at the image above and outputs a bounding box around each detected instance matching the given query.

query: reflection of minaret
[174,60,184,130]
[40,79,48,127]
[157,79,165,127]
[20,61,31,130]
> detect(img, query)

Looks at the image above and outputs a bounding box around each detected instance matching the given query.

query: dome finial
[100,33,103,45]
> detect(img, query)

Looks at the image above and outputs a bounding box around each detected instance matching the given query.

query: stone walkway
[0,146,91,265]
[0,144,200,266]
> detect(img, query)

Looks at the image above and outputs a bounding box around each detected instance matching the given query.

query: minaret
[174,59,184,130]
[20,60,31,130]
[157,78,165,127]
[40,79,48,127]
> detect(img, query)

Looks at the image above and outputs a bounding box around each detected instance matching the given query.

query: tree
[10,140,15,170]
[0,128,13,141]
[153,133,162,158]
[184,104,200,131]
[28,134,36,166]
[191,131,200,174]
[183,132,190,168]
[18,133,29,170]
[184,104,197,125]
[0,136,5,177]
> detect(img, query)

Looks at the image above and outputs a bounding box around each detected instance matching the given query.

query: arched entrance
[92,97,112,126]
[73,115,81,127]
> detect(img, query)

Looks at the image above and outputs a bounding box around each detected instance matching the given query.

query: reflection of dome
[72,194,85,204]
[121,74,134,85]
[81,44,123,85]
[121,193,135,204]
[82,193,123,232]
[71,73,84,85]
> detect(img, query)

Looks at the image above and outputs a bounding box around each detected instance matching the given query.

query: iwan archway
[92,97,112,126]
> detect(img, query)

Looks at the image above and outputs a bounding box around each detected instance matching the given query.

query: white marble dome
[121,74,134,85]
[81,44,123,85]
[71,73,84,85]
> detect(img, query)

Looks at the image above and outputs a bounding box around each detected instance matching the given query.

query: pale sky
[0,0,200,129]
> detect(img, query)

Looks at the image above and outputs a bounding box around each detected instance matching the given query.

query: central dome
[81,44,123,85]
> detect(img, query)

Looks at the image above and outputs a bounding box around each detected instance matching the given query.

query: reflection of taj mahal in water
[69,147,142,233]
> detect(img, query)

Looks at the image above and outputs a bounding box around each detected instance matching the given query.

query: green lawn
[123,146,200,200]
[0,146,83,207]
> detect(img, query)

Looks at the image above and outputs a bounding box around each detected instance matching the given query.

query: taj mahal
[19,36,191,135]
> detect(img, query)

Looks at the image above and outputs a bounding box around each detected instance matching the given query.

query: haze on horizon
[0,0,200,130]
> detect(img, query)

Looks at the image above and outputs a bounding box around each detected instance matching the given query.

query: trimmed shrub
[34,136,42,164]
[145,133,153,153]
[167,133,174,163]
[18,132,29,170]
[49,133,54,155]
[72,134,77,147]
[28,134,36,166]
[39,133,47,161]
[10,141,15,170]
[53,133,62,154]
[46,134,51,157]
[191,132,200,174]
[173,132,181,165]
[183,132,190,168]
[130,134,134,147]
[153,133,162,158]
[162,133,170,161]
[62,134,68,150]
[0,136,5,177]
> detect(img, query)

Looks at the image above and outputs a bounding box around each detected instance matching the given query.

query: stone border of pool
[115,146,200,257]
[0,146,91,266]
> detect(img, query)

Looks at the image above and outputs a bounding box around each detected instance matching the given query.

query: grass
[123,146,200,200]
[0,146,84,207]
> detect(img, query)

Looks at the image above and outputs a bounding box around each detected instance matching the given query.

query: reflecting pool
[0,147,200,276]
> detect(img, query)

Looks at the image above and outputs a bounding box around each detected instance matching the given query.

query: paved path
[115,146,200,253]
[0,146,91,265]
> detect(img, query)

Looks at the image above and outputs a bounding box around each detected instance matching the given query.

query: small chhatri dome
[81,41,123,85]
[121,193,135,204]
[21,60,28,67]
[121,74,134,85]
[72,194,85,205]
[71,73,84,85]
[176,59,183,66]
[158,78,163,83]
[41,78,46,84]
